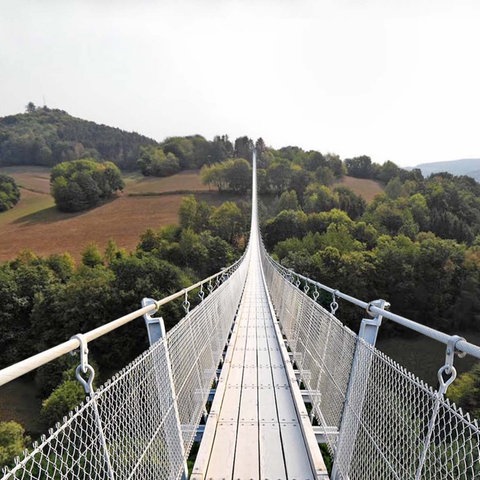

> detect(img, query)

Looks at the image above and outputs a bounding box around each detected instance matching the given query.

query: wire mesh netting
[2,337,184,480]
[1,257,248,480]
[262,249,480,480]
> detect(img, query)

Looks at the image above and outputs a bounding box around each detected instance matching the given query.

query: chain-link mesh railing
[262,247,480,480]
[166,256,248,456]
[1,254,249,480]
[2,336,185,480]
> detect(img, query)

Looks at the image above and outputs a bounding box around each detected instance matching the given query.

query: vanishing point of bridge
[1,154,479,479]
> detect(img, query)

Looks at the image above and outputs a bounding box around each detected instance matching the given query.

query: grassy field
[0,168,224,262]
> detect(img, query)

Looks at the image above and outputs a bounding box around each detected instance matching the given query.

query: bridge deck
[192,240,327,479]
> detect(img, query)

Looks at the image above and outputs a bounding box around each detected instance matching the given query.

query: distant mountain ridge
[412,158,480,181]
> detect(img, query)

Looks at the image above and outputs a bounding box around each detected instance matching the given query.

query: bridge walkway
[191,226,327,479]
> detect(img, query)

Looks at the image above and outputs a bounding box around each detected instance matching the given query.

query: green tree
[137,146,180,176]
[0,421,28,468]
[344,155,374,178]
[263,210,307,249]
[334,186,366,219]
[278,190,299,212]
[0,174,20,212]
[51,159,124,212]
[227,158,252,194]
[448,363,480,419]
[266,159,293,194]
[81,243,103,267]
[234,136,253,160]
[210,201,244,243]
[41,379,86,428]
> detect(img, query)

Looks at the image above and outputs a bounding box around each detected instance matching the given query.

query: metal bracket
[444,335,466,374]
[142,297,166,345]
[366,299,390,318]
[359,299,389,346]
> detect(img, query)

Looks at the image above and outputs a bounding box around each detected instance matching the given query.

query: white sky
[1,0,479,167]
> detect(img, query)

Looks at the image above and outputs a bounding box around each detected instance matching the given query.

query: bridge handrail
[0,255,245,387]
[266,253,480,360]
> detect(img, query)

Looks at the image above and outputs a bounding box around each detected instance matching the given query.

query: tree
[263,210,308,249]
[137,146,180,176]
[0,421,28,467]
[234,136,253,160]
[0,174,20,211]
[448,363,480,419]
[50,159,124,212]
[278,190,299,212]
[267,159,293,194]
[334,186,366,219]
[210,201,245,243]
[41,379,86,428]
[25,101,36,113]
[226,158,251,194]
[81,243,103,267]
[344,155,374,178]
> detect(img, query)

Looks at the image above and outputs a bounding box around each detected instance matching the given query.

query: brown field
[333,175,384,203]
[124,169,212,194]
[0,168,225,262]
[0,168,382,263]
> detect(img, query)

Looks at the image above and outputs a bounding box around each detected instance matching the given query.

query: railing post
[330,299,388,480]
[142,298,188,480]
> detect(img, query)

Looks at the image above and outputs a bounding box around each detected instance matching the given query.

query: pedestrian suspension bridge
[1,154,480,479]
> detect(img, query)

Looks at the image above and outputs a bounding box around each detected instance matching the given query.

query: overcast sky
[1,0,479,167]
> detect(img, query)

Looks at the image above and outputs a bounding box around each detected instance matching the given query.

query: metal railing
[262,247,480,480]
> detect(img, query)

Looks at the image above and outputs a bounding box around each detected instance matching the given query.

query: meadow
[0,168,218,262]
[0,167,384,263]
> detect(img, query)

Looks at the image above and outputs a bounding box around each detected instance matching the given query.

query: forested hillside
[0,105,159,170]
[0,105,245,173]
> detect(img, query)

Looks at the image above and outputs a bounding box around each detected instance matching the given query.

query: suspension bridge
[1,154,479,479]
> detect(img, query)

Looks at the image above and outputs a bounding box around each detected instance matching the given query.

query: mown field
[0,168,220,262]
[0,167,384,263]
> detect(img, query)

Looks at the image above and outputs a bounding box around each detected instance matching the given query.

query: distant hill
[0,107,159,170]
[413,158,480,181]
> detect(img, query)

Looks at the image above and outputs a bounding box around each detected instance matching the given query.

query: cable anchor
[71,334,95,395]
[183,291,190,314]
[330,290,339,315]
[437,335,466,394]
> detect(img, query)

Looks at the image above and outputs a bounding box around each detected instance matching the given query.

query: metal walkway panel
[192,231,328,480]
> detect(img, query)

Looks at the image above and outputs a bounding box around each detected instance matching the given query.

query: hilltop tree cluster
[0,106,158,169]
